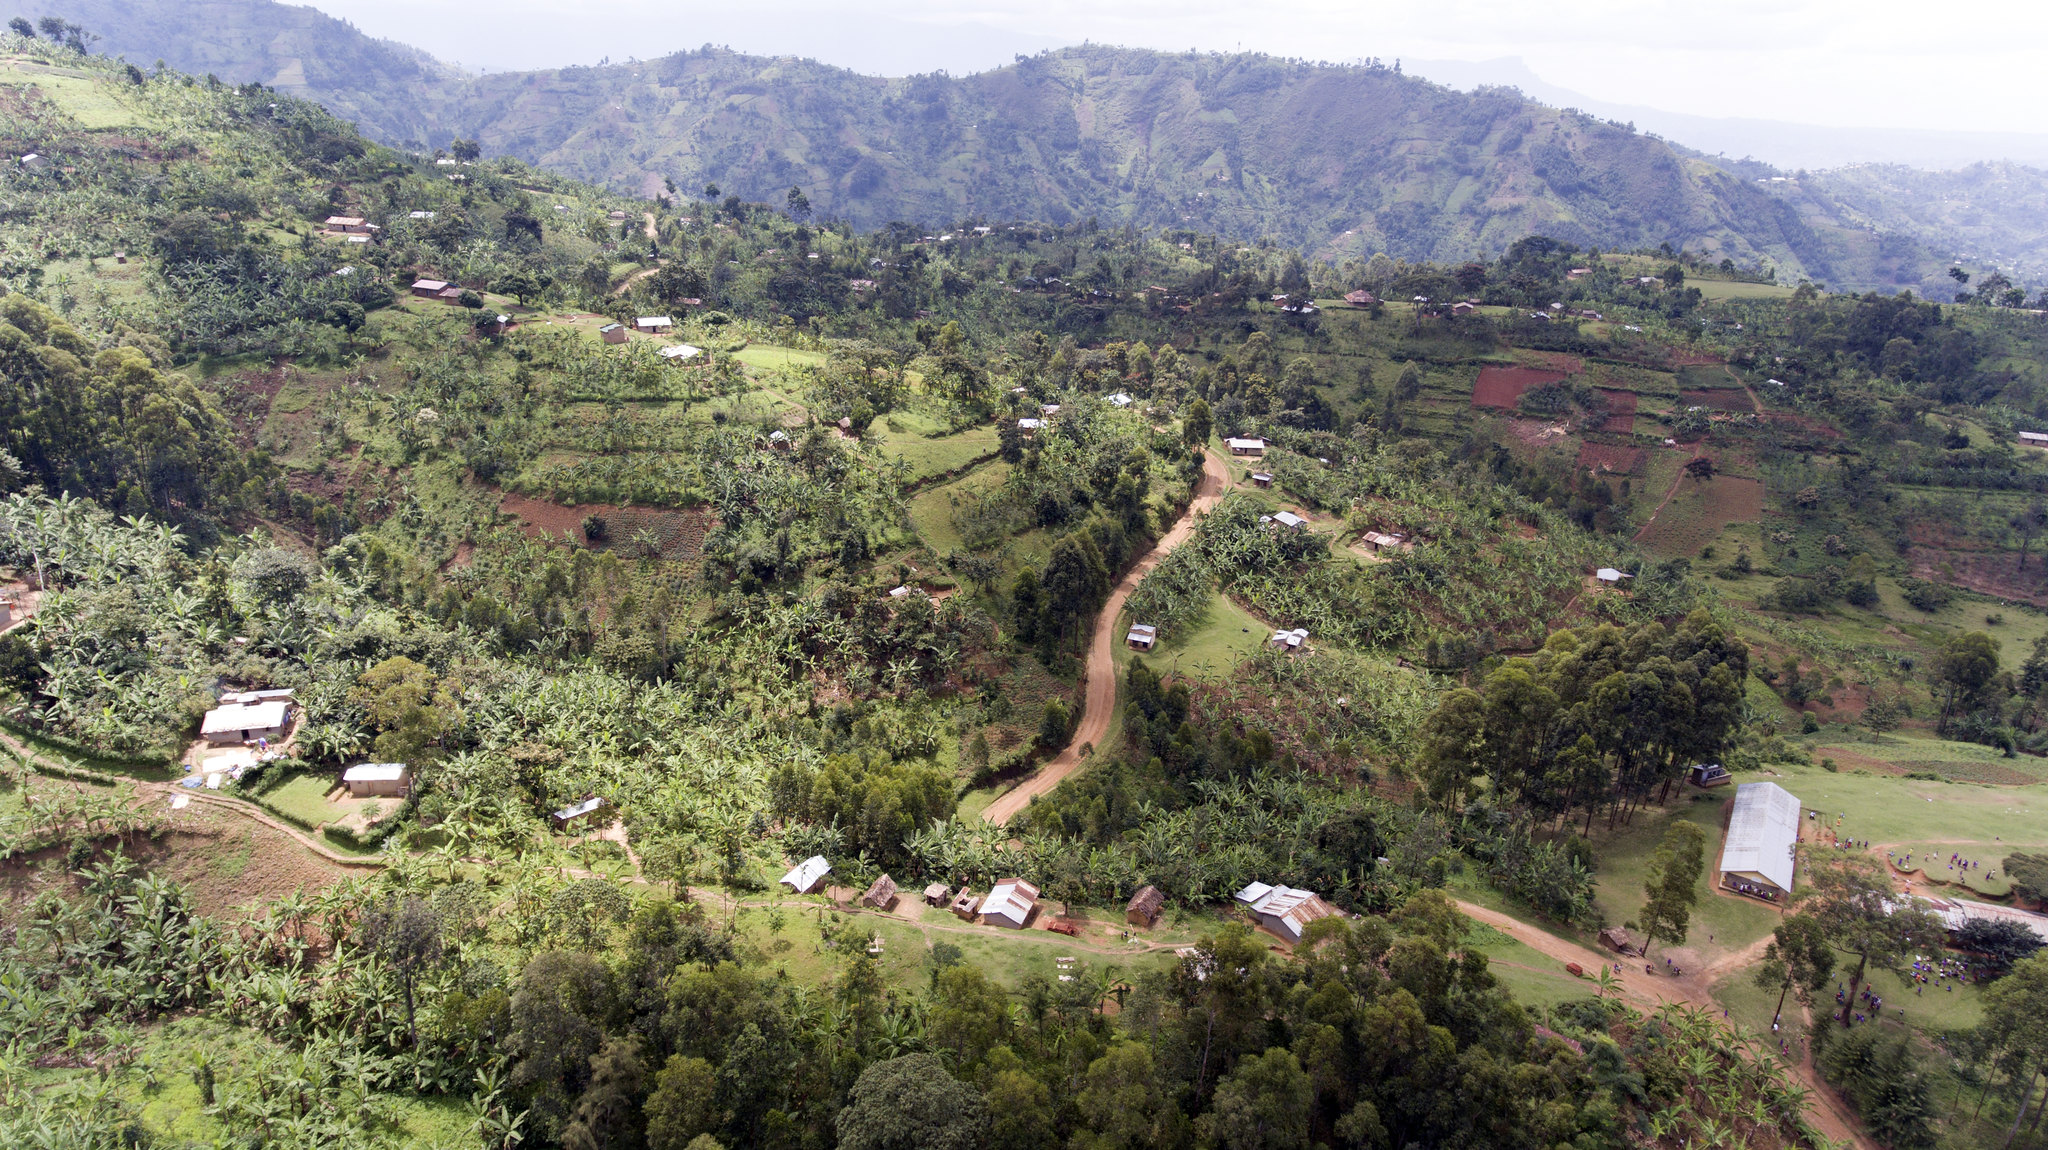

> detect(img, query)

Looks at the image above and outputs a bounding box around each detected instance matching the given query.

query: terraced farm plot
[1594,389,1637,433]
[1636,473,1763,556]
[1577,441,1644,476]
[499,493,714,559]
[1471,365,1569,409]
[1582,362,1678,396]
[1680,389,1756,413]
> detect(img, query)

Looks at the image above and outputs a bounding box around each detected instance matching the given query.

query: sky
[305,0,2048,137]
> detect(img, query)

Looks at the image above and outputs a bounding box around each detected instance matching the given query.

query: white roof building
[1126,623,1158,649]
[1040,403,1061,416]
[780,855,831,894]
[1226,437,1266,455]
[200,700,292,742]
[342,762,407,784]
[1718,781,1802,894]
[1927,896,2048,943]
[982,877,1039,928]
[635,316,674,330]
[1234,882,1341,942]
[1017,417,1044,431]
[2021,432,2048,445]
[1270,627,1309,652]
[1268,511,1307,531]
[660,344,702,360]
[1595,567,1633,583]
[552,796,605,823]
[1107,392,1133,407]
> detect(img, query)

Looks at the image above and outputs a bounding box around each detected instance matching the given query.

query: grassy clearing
[880,422,999,481]
[0,61,144,129]
[1765,756,2047,854]
[1587,790,1785,969]
[1466,921,1600,1010]
[1871,578,2048,672]
[1693,280,1797,302]
[1637,474,1765,559]
[908,460,1010,555]
[1117,591,1268,681]
[731,344,826,371]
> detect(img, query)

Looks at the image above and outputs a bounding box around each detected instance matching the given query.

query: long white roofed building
[1718,781,1802,897]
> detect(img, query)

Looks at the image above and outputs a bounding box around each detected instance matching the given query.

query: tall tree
[1752,913,1836,1028]
[1638,820,1706,959]
[1796,852,1946,1027]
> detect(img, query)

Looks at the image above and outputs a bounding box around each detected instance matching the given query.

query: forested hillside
[7,31,2048,1150]
[21,0,1999,296]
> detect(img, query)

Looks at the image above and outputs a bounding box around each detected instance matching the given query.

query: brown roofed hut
[862,875,899,911]
[1126,885,1165,929]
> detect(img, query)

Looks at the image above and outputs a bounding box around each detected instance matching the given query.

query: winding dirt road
[983,447,1231,825]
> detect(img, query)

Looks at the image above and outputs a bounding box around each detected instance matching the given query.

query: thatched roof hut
[1599,926,1636,954]
[923,882,950,906]
[1126,885,1165,928]
[862,874,899,910]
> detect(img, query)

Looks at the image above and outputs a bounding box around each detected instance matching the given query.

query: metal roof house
[598,323,627,344]
[1126,623,1158,651]
[551,796,607,827]
[1107,392,1134,407]
[1226,437,1266,456]
[635,316,674,333]
[341,762,409,797]
[780,855,831,894]
[1927,896,2048,944]
[982,877,1040,929]
[200,699,293,745]
[2022,432,2048,446]
[660,344,702,360]
[1595,567,1633,584]
[1718,781,1802,896]
[1270,627,1310,653]
[1234,882,1341,943]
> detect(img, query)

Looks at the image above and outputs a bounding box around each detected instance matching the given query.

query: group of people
[1886,848,1999,884]
[1725,879,1779,902]
[1837,982,1902,1024]
[1910,954,1976,991]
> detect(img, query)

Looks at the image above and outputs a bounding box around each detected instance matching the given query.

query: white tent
[1719,781,1802,894]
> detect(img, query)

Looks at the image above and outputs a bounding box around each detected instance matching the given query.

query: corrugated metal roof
[200,700,290,735]
[342,763,407,782]
[1719,781,1801,891]
[780,855,830,893]
[983,877,1039,924]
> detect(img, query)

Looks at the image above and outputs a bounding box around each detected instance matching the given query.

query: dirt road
[1453,899,1871,1149]
[983,448,1230,825]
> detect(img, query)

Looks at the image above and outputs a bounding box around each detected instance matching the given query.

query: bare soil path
[983,448,1230,824]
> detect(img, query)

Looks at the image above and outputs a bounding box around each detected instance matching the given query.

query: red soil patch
[1577,442,1645,475]
[1595,389,1638,433]
[499,493,716,561]
[1764,412,1844,439]
[1473,365,1570,409]
[1666,348,1727,367]
[1908,548,2048,609]
[1680,389,1756,413]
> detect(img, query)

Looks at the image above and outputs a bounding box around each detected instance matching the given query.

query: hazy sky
[307,0,2046,136]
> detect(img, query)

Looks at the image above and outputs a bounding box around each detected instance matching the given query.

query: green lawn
[908,460,1011,555]
[1588,790,1785,970]
[1768,756,2048,852]
[731,344,826,370]
[1117,591,1268,681]
[881,423,999,482]
[1693,281,1797,302]
[249,770,359,828]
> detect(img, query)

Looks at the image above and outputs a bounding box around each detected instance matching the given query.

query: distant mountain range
[39,0,2048,292]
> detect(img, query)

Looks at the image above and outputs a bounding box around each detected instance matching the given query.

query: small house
[408,210,436,220]
[1595,567,1633,585]
[1233,881,1341,943]
[113,251,126,264]
[949,890,981,919]
[608,209,628,221]
[436,285,464,303]
[660,344,702,360]
[887,585,914,599]
[767,430,790,450]
[323,216,370,233]
[780,855,831,894]
[1017,417,1044,435]
[19,153,46,170]
[551,796,607,828]
[1688,762,1732,788]
[862,874,899,911]
[1226,437,1266,456]
[410,278,451,299]
[598,323,627,345]
[2021,432,2048,446]
[200,699,293,745]
[342,762,410,798]
[1126,885,1165,929]
[1360,530,1405,554]
[1263,510,1308,533]
[1343,289,1376,308]
[1451,301,1477,315]
[1269,627,1310,653]
[924,882,951,906]
[1039,404,1061,417]
[982,877,1040,929]
[635,316,674,334]
[1107,392,1134,408]
[1126,623,1158,651]
[1599,926,1637,954]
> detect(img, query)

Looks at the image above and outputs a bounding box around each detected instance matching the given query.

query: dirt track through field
[982,448,1230,825]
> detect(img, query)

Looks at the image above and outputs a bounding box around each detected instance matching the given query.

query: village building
[1599,926,1637,954]
[341,762,410,798]
[598,323,627,344]
[1039,404,1061,417]
[1107,392,1134,407]
[608,209,628,220]
[1688,762,1732,787]
[551,796,607,828]
[410,278,451,299]
[408,210,436,220]
[19,153,45,169]
[949,890,981,919]
[982,877,1040,929]
[924,882,951,906]
[1126,885,1165,929]
[1226,436,1266,456]
[1269,627,1310,653]
[2021,431,2048,446]
[767,430,790,450]
[1718,781,1802,898]
[1262,511,1308,533]
[1126,623,1158,651]
[1926,896,2048,945]
[1451,301,1477,315]
[1017,417,1044,435]
[1595,567,1633,584]
[1343,289,1376,308]
[635,316,674,334]
[1234,881,1342,943]
[200,697,294,745]
[1250,472,1274,488]
[323,216,372,234]
[779,855,831,894]
[862,874,899,910]
[1359,530,1405,554]
[660,344,702,360]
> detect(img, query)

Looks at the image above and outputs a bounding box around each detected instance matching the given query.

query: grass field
[1637,474,1765,559]
[909,460,1010,554]
[1767,756,2046,858]
[1466,921,1602,1011]
[1117,591,1268,681]
[880,422,999,481]
[0,59,145,129]
[732,344,827,371]
[1694,281,1797,302]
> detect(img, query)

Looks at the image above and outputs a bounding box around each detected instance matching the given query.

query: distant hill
[29,0,2048,293]
[25,0,457,143]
